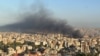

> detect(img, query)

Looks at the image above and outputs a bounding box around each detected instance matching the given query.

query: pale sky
[0,0,100,28]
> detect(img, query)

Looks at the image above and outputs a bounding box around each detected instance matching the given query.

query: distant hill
[78,28,100,38]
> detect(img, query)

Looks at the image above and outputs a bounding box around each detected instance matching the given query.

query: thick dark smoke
[0,3,83,38]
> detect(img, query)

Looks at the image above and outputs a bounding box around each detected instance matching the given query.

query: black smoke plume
[0,4,83,38]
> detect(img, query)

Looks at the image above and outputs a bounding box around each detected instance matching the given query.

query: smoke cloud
[0,3,83,38]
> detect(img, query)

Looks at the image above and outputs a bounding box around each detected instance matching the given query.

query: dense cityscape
[0,32,99,56]
[0,0,100,56]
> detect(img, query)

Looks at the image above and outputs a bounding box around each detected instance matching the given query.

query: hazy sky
[0,0,100,28]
